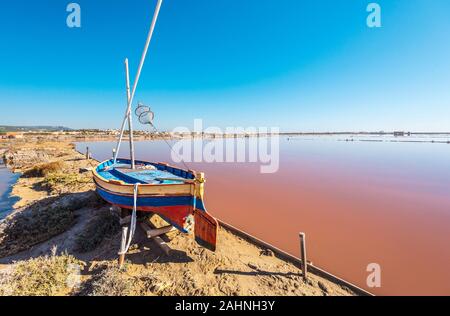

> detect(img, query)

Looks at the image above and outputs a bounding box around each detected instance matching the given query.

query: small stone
[248,263,258,270]
[260,249,274,257]
[129,244,139,251]
[150,281,170,294]
[318,281,330,294]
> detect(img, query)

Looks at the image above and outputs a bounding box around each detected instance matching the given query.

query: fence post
[299,232,308,281]
[118,226,128,268]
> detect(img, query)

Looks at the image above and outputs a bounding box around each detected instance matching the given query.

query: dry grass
[85,264,168,296]
[0,204,74,258]
[75,209,120,253]
[87,264,136,296]
[0,192,100,258]
[22,161,63,178]
[43,172,92,194]
[0,250,84,296]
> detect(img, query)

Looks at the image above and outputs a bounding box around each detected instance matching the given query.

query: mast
[113,0,163,165]
[125,58,135,169]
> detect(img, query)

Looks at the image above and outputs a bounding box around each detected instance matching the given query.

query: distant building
[394,131,405,137]
[6,132,24,139]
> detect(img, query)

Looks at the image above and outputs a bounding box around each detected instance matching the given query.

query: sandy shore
[0,138,359,296]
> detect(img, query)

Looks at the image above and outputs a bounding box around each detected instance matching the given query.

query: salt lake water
[0,163,20,220]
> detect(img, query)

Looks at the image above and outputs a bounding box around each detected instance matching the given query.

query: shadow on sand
[214,268,301,278]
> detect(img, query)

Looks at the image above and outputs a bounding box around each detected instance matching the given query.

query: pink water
[77,138,450,295]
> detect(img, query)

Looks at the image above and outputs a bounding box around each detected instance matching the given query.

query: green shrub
[23,161,63,178]
[43,172,91,193]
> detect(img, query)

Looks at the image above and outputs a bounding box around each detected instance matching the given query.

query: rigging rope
[118,183,139,255]
[135,102,192,171]
[149,123,191,172]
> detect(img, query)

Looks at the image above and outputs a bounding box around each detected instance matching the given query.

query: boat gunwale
[93,177,194,198]
[93,158,200,188]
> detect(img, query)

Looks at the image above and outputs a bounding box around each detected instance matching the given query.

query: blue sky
[0,0,449,132]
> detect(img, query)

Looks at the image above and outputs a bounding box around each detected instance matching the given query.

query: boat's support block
[140,221,173,256]
[116,208,176,266]
[140,222,176,239]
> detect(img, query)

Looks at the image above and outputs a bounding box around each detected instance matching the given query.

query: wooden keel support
[152,235,172,256]
[139,222,173,256]
[139,222,175,238]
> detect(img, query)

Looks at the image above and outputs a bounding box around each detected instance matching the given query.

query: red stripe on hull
[113,203,193,231]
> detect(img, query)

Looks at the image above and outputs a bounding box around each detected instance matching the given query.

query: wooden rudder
[194,209,218,252]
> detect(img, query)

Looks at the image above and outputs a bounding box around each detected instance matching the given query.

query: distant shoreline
[2,125,450,137]
[1,131,450,148]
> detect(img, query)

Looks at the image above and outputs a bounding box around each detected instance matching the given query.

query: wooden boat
[93,158,218,251]
[93,0,218,252]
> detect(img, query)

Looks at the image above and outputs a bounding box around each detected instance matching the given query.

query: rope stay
[118,183,139,255]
